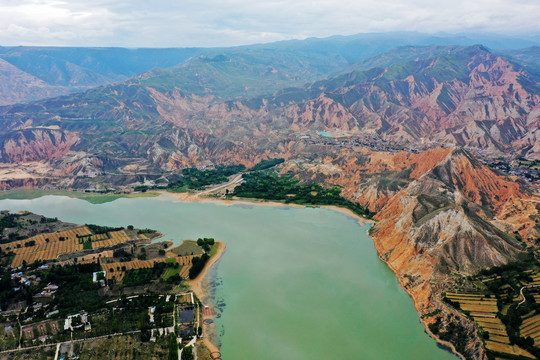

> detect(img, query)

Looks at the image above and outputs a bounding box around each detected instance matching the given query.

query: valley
[0,34,538,359]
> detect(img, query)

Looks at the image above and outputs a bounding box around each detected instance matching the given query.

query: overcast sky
[0,0,538,47]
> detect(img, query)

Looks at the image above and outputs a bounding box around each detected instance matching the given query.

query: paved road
[199,174,243,196]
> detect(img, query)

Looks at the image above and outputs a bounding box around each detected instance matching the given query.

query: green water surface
[0,194,456,360]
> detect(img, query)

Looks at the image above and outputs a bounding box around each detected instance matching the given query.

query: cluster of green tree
[85,224,124,235]
[196,238,215,252]
[232,172,375,218]
[167,165,246,191]
[0,213,19,241]
[43,263,104,315]
[497,299,540,358]
[0,266,19,310]
[429,314,474,360]
[113,248,132,261]
[442,296,462,310]
[474,254,538,296]
[189,254,210,279]
[250,158,284,171]
[181,346,194,360]
[168,333,179,360]
[123,268,159,287]
[137,228,157,234]
[39,216,58,224]
[478,255,538,277]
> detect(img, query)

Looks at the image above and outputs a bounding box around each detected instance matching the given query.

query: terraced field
[445,293,536,359]
[101,255,198,281]
[1,226,92,252]
[5,227,92,267]
[4,228,138,268]
[92,230,131,248]
[520,312,540,346]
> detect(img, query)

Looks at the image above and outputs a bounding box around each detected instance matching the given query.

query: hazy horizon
[0,0,539,48]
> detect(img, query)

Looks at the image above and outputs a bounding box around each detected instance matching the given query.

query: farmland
[0,210,222,359]
[75,334,170,360]
[101,255,198,282]
[445,292,536,358]
[3,227,141,268]
[170,240,204,256]
[4,227,92,267]
[521,312,540,345]
[442,255,540,360]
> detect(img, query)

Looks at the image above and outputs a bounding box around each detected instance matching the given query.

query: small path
[517,284,540,308]
[17,317,22,349]
[53,343,60,360]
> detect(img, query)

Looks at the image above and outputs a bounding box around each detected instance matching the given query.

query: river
[0,193,457,360]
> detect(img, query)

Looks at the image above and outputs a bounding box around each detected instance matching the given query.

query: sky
[0,0,539,47]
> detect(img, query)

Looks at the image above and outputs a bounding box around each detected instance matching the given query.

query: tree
[182,346,194,360]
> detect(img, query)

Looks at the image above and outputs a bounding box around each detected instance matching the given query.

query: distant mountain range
[1,31,539,105]
[1,42,537,170]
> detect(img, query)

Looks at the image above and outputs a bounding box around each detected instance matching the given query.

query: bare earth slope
[0,45,538,359]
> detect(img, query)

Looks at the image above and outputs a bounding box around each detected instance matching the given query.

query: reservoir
[0,193,457,360]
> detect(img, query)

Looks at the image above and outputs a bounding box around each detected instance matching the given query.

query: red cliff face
[0,128,79,163]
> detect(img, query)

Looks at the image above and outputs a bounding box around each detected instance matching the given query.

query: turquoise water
[0,194,457,360]
[317,131,331,137]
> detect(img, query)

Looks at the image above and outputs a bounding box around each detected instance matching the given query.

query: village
[0,211,221,360]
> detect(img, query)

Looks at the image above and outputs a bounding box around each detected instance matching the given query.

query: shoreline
[156,190,374,226]
[167,189,464,359]
[185,241,226,355]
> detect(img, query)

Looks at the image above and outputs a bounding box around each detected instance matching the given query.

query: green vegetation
[0,213,19,235]
[500,303,540,359]
[85,224,124,235]
[123,261,180,287]
[167,165,246,191]
[196,238,215,253]
[43,263,104,315]
[182,346,194,360]
[123,268,155,287]
[168,333,178,360]
[172,240,204,256]
[189,254,210,279]
[232,172,375,218]
[250,158,284,171]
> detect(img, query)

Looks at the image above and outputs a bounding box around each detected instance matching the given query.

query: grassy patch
[171,240,204,256]
[161,266,182,281]
[208,243,220,258]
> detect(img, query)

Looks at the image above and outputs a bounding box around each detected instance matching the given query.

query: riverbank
[186,241,226,355]
[164,190,464,359]
[158,190,373,226]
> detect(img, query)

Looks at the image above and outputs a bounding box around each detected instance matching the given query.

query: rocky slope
[286,145,538,359]
[0,43,538,359]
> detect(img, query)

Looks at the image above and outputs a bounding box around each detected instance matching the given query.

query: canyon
[0,38,539,359]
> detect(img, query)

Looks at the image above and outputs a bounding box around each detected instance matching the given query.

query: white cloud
[0,0,537,47]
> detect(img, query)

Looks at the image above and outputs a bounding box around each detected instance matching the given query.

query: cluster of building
[63,311,91,332]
